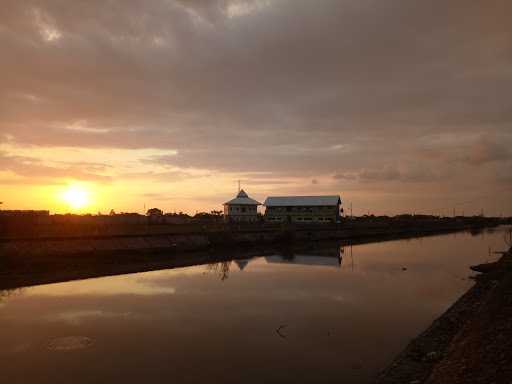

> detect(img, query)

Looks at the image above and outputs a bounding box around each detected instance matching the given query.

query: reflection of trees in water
[0,288,23,304]
[470,227,484,236]
[344,244,355,271]
[280,247,295,261]
[505,228,512,248]
[206,261,232,281]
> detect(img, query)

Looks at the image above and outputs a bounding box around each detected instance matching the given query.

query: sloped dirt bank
[376,247,512,384]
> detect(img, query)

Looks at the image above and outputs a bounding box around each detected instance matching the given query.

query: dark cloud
[334,164,441,184]
[414,133,512,167]
[2,1,511,147]
[462,135,511,166]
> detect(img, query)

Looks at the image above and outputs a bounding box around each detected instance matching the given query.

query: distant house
[264,195,342,223]
[223,189,261,222]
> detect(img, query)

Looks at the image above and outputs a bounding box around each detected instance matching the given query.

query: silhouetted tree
[193,211,223,222]
[146,208,163,216]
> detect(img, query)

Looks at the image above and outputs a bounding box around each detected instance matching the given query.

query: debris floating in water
[276,325,287,339]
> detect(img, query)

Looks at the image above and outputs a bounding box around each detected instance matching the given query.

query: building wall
[264,205,340,223]
[224,204,259,222]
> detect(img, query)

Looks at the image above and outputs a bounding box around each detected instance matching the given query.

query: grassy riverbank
[376,245,512,383]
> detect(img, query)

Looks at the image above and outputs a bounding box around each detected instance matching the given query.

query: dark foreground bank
[376,245,512,384]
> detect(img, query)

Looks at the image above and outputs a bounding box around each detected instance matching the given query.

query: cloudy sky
[1,0,511,215]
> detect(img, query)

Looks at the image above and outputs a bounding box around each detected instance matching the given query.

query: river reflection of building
[264,253,342,268]
[0,288,23,303]
[207,246,344,280]
[270,245,344,268]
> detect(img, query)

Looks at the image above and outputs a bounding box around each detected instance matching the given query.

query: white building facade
[264,195,342,223]
[223,190,261,222]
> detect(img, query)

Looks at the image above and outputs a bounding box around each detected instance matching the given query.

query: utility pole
[238,180,241,192]
[350,202,353,218]
[453,207,455,217]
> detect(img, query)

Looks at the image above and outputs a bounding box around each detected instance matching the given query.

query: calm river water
[0,227,510,383]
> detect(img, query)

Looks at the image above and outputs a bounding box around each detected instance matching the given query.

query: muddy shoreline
[376,246,512,383]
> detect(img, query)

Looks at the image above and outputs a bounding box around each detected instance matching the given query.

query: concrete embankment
[0,219,503,291]
[376,246,512,384]
[0,221,497,257]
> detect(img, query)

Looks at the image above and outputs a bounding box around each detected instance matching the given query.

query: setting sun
[61,185,91,210]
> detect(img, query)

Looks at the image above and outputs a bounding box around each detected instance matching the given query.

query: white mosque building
[223,189,261,222]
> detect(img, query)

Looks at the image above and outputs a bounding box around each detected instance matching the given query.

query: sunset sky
[1,0,511,216]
